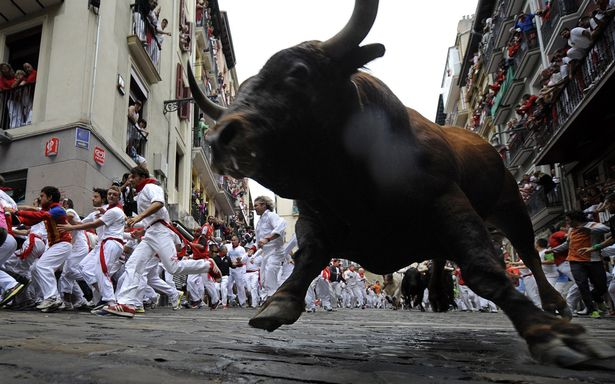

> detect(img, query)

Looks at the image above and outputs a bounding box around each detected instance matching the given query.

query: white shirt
[66,208,88,249]
[344,270,358,287]
[100,206,126,240]
[83,205,108,238]
[539,249,558,278]
[255,209,286,250]
[137,183,169,228]
[228,244,248,271]
[246,251,262,272]
[0,190,17,209]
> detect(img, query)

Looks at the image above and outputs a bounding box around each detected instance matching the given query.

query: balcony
[0,83,35,130]
[540,0,584,52]
[126,121,147,163]
[534,18,615,165]
[191,130,235,216]
[491,67,524,124]
[195,5,211,53]
[512,29,541,80]
[527,185,564,229]
[506,127,536,168]
[498,0,525,20]
[127,10,162,84]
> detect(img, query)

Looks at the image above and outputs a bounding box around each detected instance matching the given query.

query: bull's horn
[187,62,226,120]
[321,0,379,59]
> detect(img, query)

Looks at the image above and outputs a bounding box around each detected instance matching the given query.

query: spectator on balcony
[128,100,142,125]
[196,114,209,146]
[515,93,538,119]
[151,18,171,66]
[561,26,593,62]
[137,118,149,138]
[534,170,557,203]
[23,63,36,84]
[513,11,542,48]
[180,24,191,52]
[0,63,16,90]
[12,70,27,88]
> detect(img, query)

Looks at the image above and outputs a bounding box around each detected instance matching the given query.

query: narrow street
[1,308,614,383]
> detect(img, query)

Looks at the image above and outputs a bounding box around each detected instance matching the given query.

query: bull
[188,0,614,367]
[401,265,429,311]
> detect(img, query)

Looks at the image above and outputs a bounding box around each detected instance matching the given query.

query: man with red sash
[0,176,25,306]
[305,266,333,312]
[59,186,126,310]
[9,186,72,312]
[103,166,220,318]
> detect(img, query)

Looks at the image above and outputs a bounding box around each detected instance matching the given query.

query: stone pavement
[1,308,614,384]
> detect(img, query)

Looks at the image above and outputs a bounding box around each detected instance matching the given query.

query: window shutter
[176,63,183,99]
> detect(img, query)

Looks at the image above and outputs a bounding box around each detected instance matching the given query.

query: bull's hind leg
[434,188,615,367]
[485,173,570,319]
[249,209,330,332]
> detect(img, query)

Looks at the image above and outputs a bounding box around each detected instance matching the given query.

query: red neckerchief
[108,202,123,210]
[135,178,158,192]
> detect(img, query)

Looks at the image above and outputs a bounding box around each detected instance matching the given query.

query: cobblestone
[0,308,614,383]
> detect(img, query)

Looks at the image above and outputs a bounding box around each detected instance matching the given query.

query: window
[126,71,149,164]
[0,169,27,204]
[175,147,183,191]
[1,26,41,130]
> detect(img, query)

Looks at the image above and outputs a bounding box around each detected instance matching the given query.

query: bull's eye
[287,63,310,83]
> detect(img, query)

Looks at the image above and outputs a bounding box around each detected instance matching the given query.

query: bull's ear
[341,43,385,71]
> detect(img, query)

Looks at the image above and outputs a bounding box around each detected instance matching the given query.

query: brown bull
[188,0,614,367]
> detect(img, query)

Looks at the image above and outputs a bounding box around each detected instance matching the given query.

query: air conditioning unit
[153,153,168,177]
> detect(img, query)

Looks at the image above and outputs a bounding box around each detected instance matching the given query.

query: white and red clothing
[226,243,248,306]
[305,267,333,310]
[256,209,287,299]
[115,181,213,307]
[245,250,262,307]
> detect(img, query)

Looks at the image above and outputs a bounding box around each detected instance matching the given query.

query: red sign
[45,138,59,157]
[93,146,105,165]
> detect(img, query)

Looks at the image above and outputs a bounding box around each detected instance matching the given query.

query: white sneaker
[37,297,63,312]
[172,291,184,310]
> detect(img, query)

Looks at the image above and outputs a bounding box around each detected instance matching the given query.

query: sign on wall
[93,146,106,165]
[45,138,59,157]
[75,128,90,149]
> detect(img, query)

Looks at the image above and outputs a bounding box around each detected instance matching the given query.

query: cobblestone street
[1,308,614,383]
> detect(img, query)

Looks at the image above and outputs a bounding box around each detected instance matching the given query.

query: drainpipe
[88,5,101,123]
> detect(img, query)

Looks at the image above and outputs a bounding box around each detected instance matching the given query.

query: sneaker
[590,310,601,319]
[0,283,25,306]
[597,302,609,313]
[59,302,74,311]
[324,306,333,312]
[37,297,63,312]
[102,303,136,318]
[172,291,184,310]
[134,306,145,315]
[306,308,316,313]
[151,293,160,310]
[575,308,589,316]
[90,307,109,316]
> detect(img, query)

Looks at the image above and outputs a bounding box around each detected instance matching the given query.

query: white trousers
[215,275,229,305]
[187,274,219,304]
[227,268,247,305]
[59,242,89,297]
[262,250,285,299]
[244,271,260,307]
[522,275,541,307]
[0,235,19,291]
[32,241,72,300]
[305,276,332,309]
[116,223,210,306]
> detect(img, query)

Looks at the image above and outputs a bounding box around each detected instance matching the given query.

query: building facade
[453,0,614,238]
[0,0,249,230]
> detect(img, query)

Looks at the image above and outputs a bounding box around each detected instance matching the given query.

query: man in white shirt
[254,196,287,300]
[102,166,219,318]
[59,186,126,310]
[244,246,262,307]
[226,235,248,307]
[0,176,25,306]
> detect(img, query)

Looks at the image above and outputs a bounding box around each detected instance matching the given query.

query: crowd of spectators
[0,62,37,129]
[503,2,615,146]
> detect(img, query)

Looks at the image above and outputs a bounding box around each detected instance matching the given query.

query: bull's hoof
[428,294,450,313]
[526,322,615,368]
[249,294,304,332]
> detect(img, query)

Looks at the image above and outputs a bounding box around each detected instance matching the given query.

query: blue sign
[75,128,90,149]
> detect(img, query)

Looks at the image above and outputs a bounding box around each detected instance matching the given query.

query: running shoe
[102,303,136,318]
[0,283,25,306]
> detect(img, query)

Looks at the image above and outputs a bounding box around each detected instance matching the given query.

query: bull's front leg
[433,187,615,368]
[249,211,330,332]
